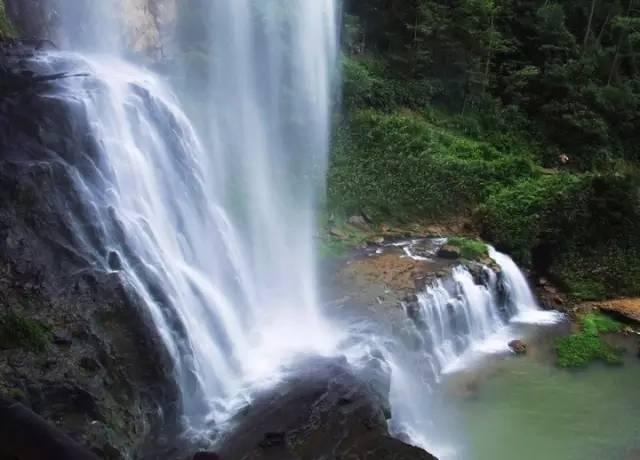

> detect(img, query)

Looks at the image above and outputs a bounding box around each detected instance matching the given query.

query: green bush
[476,174,586,262]
[328,110,535,221]
[341,56,437,111]
[555,312,623,368]
[477,171,640,297]
[552,244,640,300]
[447,237,488,260]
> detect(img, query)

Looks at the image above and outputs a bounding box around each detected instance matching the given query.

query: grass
[447,236,488,260]
[555,312,623,368]
[0,312,50,352]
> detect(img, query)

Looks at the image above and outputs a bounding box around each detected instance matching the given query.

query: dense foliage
[331,0,640,299]
[343,0,640,166]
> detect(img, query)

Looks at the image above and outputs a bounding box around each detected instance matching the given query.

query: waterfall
[30,1,565,456]
[43,0,341,434]
[382,246,563,458]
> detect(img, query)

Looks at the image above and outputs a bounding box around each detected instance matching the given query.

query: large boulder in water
[214,356,438,460]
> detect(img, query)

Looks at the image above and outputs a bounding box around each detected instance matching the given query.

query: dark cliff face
[0,43,178,459]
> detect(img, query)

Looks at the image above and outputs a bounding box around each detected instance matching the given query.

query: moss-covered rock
[555,312,624,368]
[0,312,49,352]
[445,237,488,261]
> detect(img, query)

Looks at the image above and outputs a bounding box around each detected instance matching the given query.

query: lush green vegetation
[0,312,50,352]
[555,312,623,367]
[331,0,640,300]
[447,237,489,260]
[329,109,536,221]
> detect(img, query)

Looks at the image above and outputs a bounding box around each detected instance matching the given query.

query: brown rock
[595,299,640,324]
[508,340,527,355]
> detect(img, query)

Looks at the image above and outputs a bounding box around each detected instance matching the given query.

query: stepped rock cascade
[379,247,563,458]
[41,0,341,435]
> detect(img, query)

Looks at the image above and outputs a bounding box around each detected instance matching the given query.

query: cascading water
[379,244,563,458]
[43,0,341,434]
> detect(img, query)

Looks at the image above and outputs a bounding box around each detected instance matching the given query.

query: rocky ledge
[210,356,438,460]
[0,43,177,458]
[586,298,640,324]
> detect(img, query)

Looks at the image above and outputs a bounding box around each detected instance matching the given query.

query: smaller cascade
[409,246,562,374]
[383,245,563,458]
[489,246,563,325]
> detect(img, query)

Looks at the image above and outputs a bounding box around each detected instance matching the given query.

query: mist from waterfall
[48,0,341,433]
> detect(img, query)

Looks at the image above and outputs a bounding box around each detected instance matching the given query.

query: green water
[444,327,640,460]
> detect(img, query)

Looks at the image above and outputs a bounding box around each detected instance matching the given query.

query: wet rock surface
[215,356,438,460]
[0,396,100,460]
[591,299,640,324]
[5,0,177,60]
[508,340,527,355]
[0,46,177,458]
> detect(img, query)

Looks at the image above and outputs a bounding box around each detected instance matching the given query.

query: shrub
[555,312,623,368]
[447,237,488,260]
[477,171,640,300]
[341,56,437,111]
[476,173,586,263]
[328,110,535,221]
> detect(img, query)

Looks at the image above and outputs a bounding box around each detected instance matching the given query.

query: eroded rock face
[5,0,177,59]
[594,299,640,324]
[121,0,177,58]
[0,45,177,458]
[214,356,438,460]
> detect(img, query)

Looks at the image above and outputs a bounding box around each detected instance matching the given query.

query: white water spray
[47,0,341,433]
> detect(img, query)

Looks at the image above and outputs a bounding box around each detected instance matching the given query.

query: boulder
[508,340,527,355]
[437,245,461,260]
[596,299,640,324]
[215,356,438,460]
